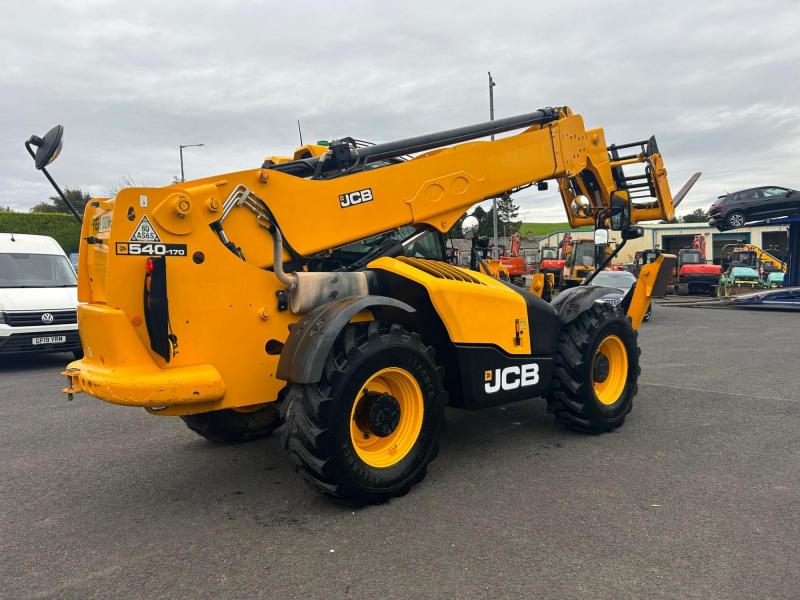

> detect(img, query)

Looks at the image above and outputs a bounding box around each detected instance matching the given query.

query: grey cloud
[1,0,798,220]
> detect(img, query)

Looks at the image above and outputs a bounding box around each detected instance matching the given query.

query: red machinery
[673,235,721,296]
[537,232,571,287]
[499,232,526,278]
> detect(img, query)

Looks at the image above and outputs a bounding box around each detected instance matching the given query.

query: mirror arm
[581,238,628,286]
[469,237,496,277]
[472,249,495,277]
[25,140,82,224]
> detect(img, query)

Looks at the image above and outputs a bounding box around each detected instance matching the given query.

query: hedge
[0,212,82,253]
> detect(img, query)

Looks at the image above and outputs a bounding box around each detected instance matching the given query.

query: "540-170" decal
[116,242,187,257]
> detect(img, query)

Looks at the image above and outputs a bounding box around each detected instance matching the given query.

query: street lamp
[179,143,204,182]
[488,72,499,259]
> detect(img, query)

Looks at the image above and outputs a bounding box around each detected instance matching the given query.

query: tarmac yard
[2,307,798,599]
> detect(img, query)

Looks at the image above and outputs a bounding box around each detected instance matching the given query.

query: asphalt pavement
[2,306,798,599]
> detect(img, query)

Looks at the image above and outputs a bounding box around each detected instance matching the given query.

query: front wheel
[283,322,446,504]
[546,303,640,433]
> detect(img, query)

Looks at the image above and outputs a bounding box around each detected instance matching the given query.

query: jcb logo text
[339,188,374,208]
[484,363,539,394]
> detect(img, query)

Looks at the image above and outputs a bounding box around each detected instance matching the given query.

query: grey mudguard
[550,285,619,325]
[276,295,415,384]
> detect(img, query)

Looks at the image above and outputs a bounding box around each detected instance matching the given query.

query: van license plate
[32,336,66,345]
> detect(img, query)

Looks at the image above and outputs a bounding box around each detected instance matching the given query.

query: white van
[0,233,81,358]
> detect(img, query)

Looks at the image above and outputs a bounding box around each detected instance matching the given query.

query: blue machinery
[718,214,800,309]
[665,214,800,310]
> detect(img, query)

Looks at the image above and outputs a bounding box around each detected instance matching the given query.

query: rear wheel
[727,211,746,229]
[283,321,446,504]
[546,303,640,433]
[181,403,282,444]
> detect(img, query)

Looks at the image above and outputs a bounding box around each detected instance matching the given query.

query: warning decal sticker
[130,215,161,242]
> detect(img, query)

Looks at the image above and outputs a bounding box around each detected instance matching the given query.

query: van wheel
[282,321,446,505]
[181,403,283,443]
[546,303,640,433]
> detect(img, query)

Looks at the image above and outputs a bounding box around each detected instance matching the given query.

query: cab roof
[0,233,65,255]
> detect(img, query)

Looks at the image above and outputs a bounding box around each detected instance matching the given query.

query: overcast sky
[2,0,798,221]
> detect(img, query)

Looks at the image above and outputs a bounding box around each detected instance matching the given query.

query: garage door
[762,231,789,262]
[712,232,750,264]
[661,235,697,254]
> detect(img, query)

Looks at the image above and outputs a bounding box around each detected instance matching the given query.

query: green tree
[496,193,521,236]
[31,188,91,215]
[476,205,495,238]
[681,208,709,223]
[450,212,468,239]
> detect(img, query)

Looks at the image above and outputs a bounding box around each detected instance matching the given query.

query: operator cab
[311,225,446,272]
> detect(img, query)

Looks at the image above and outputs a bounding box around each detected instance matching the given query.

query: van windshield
[0,253,77,288]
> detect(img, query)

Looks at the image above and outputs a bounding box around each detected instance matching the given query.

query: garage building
[536,222,789,265]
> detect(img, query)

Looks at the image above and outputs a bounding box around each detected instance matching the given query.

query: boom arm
[180,106,680,262]
[741,244,787,272]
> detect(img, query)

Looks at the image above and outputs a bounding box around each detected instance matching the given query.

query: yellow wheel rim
[592,335,629,406]
[350,367,424,468]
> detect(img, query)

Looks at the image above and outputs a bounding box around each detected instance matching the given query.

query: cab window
[403,227,444,260]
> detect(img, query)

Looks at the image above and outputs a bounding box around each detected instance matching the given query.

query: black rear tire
[282,321,446,505]
[546,303,640,433]
[181,403,282,444]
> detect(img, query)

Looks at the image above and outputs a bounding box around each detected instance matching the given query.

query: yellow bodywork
[529,272,554,298]
[626,253,675,329]
[64,106,680,414]
[478,259,510,280]
[370,257,530,354]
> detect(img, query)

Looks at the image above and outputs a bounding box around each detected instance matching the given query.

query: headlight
[0,311,5,324]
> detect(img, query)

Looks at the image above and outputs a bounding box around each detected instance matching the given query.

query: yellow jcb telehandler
[26,106,686,503]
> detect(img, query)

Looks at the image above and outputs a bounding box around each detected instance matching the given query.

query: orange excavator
[499,232,526,281]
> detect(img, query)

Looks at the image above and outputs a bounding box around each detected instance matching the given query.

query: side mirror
[570,194,592,218]
[594,228,609,246]
[609,191,631,231]
[27,125,64,170]
[622,225,644,240]
[461,215,479,239]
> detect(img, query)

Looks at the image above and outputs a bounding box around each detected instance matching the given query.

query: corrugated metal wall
[536,223,789,264]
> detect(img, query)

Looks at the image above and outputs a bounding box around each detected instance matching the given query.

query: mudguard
[276,295,415,384]
[550,285,617,325]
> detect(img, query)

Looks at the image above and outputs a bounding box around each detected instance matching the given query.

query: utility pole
[297,120,304,146]
[488,72,499,259]
[179,143,204,182]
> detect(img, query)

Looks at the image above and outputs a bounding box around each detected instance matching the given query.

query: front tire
[546,303,640,433]
[283,322,446,504]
